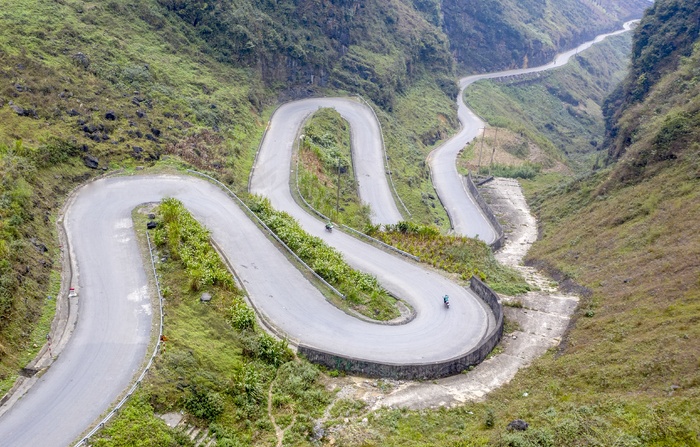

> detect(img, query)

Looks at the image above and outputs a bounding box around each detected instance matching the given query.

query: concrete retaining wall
[464,172,505,251]
[298,276,503,380]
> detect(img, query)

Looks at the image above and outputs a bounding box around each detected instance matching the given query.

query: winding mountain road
[428,20,638,243]
[0,21,636,447]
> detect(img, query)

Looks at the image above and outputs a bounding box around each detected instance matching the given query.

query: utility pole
[336,156,341,219]
[489,128,498,176]
[477,127,486,173]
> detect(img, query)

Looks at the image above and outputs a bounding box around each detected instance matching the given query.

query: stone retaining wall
[298,276,503,380]
[464,172,505,250]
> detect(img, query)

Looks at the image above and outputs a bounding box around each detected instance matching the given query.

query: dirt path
[325,178,578,411]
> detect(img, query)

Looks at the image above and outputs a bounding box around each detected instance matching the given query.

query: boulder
[10,104,25,116]
[83,154,99,169]
[72,52,90,69]
[146,221,157,229]
[105,110,117,120]
[507,419,529,431]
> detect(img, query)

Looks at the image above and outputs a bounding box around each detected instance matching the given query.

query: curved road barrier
[464,173,505,250]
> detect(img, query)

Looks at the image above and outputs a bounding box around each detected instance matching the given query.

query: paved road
[253,97,403,225]
[429,20,638,242]
[0,175,487,446]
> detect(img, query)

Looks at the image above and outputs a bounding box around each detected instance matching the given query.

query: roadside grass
[90,200,333,446]
[368,222,530,295]
[248,196,400,321]
[297,108,371,228]
[0,152,96,395]
[462,34,633,174]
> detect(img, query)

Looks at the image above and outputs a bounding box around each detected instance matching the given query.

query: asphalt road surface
[0,175,487,447]
[428,20,638,242]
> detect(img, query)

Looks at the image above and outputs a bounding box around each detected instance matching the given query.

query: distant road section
[429,20,638,242]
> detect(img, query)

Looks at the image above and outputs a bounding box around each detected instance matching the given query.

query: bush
[154,198,235,291]
[229,299,255,331]
[183,385,225,422]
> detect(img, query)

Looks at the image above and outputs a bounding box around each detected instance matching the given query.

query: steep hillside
[604,0,700,162]
[442,0,648,73]
[157,0,455,110]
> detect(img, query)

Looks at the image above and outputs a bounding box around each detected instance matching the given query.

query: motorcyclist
[443,294,449,305]
[325,221,333,232]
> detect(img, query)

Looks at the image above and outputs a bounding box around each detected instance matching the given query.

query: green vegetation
[153,198,234,292]
[0,140,92,393]
[297,108,371,228]
[369,222,530,295]
[605,0,700,160]
[478,162,542,179]
[249,196,400,321]
[91,201,331,446]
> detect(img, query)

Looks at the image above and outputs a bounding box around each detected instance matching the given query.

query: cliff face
[159,0,454,109]
[440,0,649,73]
[159,0,649,108]
[604,0,700,164]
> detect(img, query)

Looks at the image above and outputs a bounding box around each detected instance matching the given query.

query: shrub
[229,299,255,331]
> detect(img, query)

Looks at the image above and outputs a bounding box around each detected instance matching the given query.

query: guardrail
[74,231,164,446]
[187,169,346,299]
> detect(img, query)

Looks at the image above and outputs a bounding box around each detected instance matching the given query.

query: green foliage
[154,198,234,291]
[241,332,292,368]
[368,223,530,294]
[229,298,256,331]
[478,163,542,179]
[249,196,400,320]
[298,108,371,228]
[91,392,190,447]
[183,385,225,422]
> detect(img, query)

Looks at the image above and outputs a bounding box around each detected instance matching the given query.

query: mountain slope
[604,0,700,162]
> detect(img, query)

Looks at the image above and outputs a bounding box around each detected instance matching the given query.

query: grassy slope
[297,108,371,228]
[0,0,264,388]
